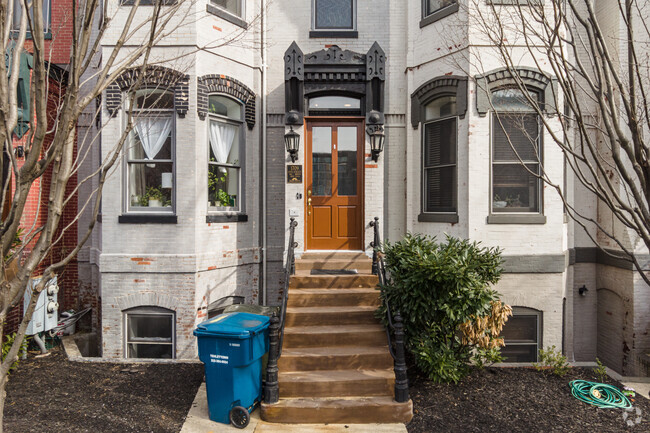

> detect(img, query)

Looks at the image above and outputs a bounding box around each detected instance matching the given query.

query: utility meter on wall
[24,276,59,335]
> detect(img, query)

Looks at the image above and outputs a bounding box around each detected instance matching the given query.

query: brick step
[289,274,378,289]
[282,324,386,348]
[299,252,368,261]
[278,369,394,398]
[279,346,393,371]
[294,259,373,272]
[284,306,378,326]
[287,288,380,308]
[260,397,413,424]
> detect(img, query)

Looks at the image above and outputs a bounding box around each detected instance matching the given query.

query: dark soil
[408,364,650,432]
[3,347,204,433]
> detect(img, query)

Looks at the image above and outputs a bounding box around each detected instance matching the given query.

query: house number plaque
[287,165,302,183]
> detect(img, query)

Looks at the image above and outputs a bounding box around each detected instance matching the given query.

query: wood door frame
[304,116,365,251]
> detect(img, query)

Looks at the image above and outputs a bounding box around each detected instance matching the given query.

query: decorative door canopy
[284,41,386,127]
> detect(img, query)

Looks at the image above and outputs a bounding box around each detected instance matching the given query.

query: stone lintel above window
[411,75,468,128]
[475,67,557,117]
[197,75,256,129]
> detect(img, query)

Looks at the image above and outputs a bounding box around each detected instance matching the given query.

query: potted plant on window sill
[141,186,165,207]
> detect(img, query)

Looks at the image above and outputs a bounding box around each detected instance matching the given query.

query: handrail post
[264,313,281,404]
[371,217,379,275]
[393,312,409,403]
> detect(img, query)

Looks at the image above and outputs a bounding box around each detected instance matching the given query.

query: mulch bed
[3,347,204,433]
[408,364,650,432]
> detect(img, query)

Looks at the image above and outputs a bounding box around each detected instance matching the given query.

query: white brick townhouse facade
[79,0,649,376]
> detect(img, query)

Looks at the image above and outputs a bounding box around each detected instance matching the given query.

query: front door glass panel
[337,126,357,196]
[312,126,332,196]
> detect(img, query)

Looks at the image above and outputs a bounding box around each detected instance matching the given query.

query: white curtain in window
[134,117,172,160]
[209,120,237,168]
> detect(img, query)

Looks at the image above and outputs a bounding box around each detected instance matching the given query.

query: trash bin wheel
[229,406,250,429]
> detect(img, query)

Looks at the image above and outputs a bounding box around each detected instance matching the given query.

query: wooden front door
[306,119,364,250]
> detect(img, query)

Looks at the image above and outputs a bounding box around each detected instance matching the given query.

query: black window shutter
[423,118,457,213]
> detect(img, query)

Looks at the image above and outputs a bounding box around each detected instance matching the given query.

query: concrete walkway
[180,384,408,433]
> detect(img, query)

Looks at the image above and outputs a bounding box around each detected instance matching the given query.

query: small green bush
[594,358,608,382]
[533,345,570,376]
[2,332,29,372]
[377,233,505,383]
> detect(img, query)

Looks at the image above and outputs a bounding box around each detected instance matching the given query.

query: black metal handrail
[370,217,409,403]
[264,217,297,404]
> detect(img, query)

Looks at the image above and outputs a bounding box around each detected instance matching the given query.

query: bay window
[491,88,542,214]
[126,89,175,213]
[422,96,458,217]
[208,95,243,212]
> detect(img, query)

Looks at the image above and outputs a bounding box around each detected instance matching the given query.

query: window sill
[418,213,459,223]
[206,4,248,29]
[119,214,177,224]
[420,3,459,28]
[10,31,52,40]
[207,214,248,223]
[487,0,543,5]
[487,214,546,224]
[121,0,178,5]
[309,30,358,39]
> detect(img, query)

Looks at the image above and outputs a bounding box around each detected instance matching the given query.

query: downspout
[260,0,268,306]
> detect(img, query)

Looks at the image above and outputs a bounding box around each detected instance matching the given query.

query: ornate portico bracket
[283,41,387,127]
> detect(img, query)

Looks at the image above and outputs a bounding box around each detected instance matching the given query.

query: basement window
[124,307,175,359]
[500,307,541,362]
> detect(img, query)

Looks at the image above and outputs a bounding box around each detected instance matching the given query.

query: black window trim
[311,0,357,36]
[420,1,459,28]
[501,306,542,363]
[420,113,459,223]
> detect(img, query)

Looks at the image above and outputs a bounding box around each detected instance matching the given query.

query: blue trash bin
[194,312,270,428]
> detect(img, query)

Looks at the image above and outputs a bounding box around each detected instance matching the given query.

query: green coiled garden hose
[570,380,632,409]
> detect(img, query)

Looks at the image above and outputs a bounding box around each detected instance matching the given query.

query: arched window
[123,306,175,359]
[126,89,175,213]
[421,95,458,218]
[411,76,467,223]
[208,95,244,212]
[500,306,542,362]
[491,87,542,215]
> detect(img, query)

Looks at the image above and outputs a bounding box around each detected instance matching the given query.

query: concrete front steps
[260,252,413,425]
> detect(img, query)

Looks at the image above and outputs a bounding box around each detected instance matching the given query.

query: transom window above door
[308,96,361,115]
[312,0,357,37]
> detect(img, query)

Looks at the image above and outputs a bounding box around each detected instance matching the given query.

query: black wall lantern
[284,126,300,162]
[368,125,385,162]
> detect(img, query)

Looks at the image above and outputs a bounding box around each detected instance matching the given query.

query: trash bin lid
[194,312,270,339]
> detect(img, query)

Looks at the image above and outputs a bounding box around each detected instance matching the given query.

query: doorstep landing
[180,383,407,433]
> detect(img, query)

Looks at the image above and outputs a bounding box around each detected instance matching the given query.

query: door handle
[307,197,312,215]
